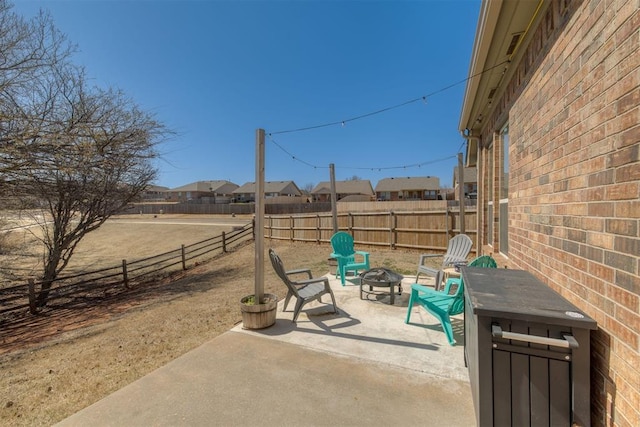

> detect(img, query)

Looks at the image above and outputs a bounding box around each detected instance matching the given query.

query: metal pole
[330,163,338,234]
[458,152,466,234]
[254,129,265,302]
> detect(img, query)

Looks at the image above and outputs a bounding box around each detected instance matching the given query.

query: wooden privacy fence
[264,207,477,252]
[131,202,332,216]
[0,223,254,316]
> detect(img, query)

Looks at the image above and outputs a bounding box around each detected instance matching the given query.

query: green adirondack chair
[405,255,497,345]
[330,232,370,286]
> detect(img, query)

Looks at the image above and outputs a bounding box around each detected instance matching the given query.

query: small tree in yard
[1,2,170,308]
[10,70,168,308]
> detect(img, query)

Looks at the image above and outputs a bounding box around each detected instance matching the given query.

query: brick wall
[478,1,639,425]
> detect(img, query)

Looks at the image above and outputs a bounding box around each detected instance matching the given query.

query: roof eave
[459,0,503,133]
[459,0,546,135]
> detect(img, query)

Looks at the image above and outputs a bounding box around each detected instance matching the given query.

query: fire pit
[359,268,404,305]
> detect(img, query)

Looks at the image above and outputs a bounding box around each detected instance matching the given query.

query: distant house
[141,185,170,202]
[452,167,477,199]
[311,180,375,202]
[166,180,239,204]
[374,176,441,201]
[232,181,302,203]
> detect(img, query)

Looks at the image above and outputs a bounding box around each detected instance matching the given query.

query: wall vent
[506,33,522,55]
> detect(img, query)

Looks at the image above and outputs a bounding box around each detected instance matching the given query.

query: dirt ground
[0,216,427,426]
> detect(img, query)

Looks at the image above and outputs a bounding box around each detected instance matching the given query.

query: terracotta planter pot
[240,293,278,329]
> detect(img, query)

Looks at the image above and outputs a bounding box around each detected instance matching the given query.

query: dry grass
[0,217,427,426]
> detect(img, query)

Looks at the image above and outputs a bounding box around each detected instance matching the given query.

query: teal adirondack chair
[330,232,370,285]
[405,255,497,345]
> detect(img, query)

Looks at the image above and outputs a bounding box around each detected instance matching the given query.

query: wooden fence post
[445,207,450,240]
[316,214,320,244]
[290,215,294,241]
[262,215,267,239]
[28,278,37,314]
[222,231,227,253]
[122,260,129,288]
[452,207,457,235]
[390,211,396,249]
[181,245,186,270]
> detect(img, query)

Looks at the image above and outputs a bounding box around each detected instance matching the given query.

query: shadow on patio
[55,274,476,426]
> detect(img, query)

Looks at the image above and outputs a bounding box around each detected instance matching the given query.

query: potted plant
[239,293,278,329]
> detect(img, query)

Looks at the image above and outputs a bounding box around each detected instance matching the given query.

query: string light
[267,134,457,173]
[264,61,511,177]
[268,136,324,169]
[268,60,510,136]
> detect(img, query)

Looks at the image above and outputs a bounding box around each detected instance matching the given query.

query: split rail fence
[0,223,254,317]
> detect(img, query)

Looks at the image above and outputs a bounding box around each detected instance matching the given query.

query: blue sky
[13,0,481,190]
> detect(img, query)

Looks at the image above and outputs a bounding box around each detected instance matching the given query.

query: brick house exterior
[460,1,638,426]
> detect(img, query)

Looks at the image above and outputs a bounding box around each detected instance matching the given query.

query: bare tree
[0,0,73,179]
[302,182,314,194]
[1,2,170,307]
[0,1,70,89]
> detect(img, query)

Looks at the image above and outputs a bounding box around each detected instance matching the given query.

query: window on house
[424,190,437,200]
[378,191,390,201]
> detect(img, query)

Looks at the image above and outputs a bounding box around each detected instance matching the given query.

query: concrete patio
[55,273,476,426]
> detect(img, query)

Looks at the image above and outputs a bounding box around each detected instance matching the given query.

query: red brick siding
[478,1,639,425]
